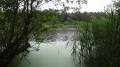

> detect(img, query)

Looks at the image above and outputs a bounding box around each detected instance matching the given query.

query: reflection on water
[10,28,76,67]
[44,28,75,42]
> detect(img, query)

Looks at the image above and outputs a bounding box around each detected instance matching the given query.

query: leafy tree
[0,0,87,67]
[0,0,47,67]
[113,0,120,8]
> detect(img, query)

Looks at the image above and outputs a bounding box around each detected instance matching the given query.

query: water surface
[11,28,76,67]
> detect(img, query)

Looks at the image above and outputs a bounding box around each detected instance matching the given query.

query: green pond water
[10,28,77,67]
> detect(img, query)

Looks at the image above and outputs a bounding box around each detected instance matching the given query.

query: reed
[73,10,120,67]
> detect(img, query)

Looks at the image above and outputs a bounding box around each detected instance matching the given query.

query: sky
[80,0,112,12]
[40,0,113,12]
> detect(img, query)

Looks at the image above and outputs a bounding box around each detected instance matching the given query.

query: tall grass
[73,10,120,67]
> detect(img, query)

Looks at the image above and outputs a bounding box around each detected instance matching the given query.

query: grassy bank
[45,24,79,28]
[44,21,84,28]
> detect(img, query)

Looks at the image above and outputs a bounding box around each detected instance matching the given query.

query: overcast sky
[40,0,113,12]
[80,0,112,12]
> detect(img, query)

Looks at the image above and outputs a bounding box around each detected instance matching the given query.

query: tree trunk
[0,42,30,67]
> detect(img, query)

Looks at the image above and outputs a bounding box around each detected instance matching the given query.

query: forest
[37,9,104,28]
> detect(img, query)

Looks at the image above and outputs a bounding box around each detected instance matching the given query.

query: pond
[10,28,77,67]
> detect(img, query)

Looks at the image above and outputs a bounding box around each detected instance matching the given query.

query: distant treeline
[35,9,105,23]
[0,9,105,28]
[64,11,104,22]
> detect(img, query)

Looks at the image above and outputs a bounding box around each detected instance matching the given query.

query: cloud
[81,0,112,12]
[40,0,112,12]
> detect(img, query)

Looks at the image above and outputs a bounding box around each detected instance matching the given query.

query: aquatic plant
[73,10,120,67]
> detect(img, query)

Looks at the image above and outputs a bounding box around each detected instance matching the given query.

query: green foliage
[35,9,105,28]
[66,11,104,22]
[114,0,120,8]
[45,21,81,28]
[35,9,63,22]
[73,10,120,67]
[0,0,48,67]
[0,0,88,66]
